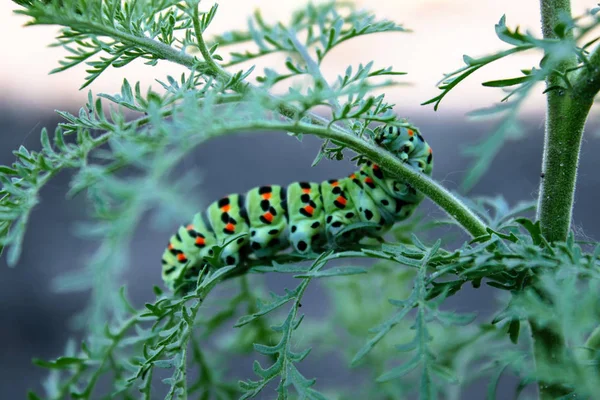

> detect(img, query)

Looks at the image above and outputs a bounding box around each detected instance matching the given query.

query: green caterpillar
[161,124,433,291]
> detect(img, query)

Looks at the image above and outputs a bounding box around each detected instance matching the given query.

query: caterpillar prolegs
[161,125,433,291]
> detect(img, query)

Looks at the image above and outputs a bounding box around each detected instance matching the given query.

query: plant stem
[529,321,572,399]
[201,121,488,238]
[533,1,600,398]
[537,92,593,242]
[191,6,240,89]
[536,0,589,242]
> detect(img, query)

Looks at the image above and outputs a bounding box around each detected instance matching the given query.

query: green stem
[191,6,243,91]
[532,1,600,398]
[179,346,188,400]
[529,320,572,399]
[537,91,593,242]
[536,0,590,243]
[201,121,488,238]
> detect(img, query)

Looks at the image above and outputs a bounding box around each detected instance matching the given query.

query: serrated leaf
[435,310,477,326]
[294,266,367,278]
[352,304,413,366]
[377,356,421,382]
[33,356,84,369]
[515,217,542,245]
[0,166,18,175]
[235,290,297,327]
[482,76,531,87]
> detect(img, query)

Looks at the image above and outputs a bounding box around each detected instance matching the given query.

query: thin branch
[198,120,488,238]
[191,6,244,91]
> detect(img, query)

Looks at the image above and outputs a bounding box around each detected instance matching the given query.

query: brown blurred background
[2,1,600,398]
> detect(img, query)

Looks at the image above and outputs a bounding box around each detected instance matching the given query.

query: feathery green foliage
[4,0,600,399]
[424,11,600,191]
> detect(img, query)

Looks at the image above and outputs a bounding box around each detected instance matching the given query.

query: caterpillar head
[373,124,433,175]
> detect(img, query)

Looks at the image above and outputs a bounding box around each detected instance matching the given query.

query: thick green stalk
[537,92,593,242]
[529,321,572,399]
[533,1,600,398]
[536,0,590,242]
[535,1,576,398]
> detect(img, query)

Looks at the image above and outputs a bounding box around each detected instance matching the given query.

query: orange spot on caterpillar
[225,223,235,232]
[429,147,433,154]
[186,224,194,230]
[177,253,187,262]
[168,244,174,250]
[262,193,272,200]
[302,188,311,194]
[408,129,414,136]
[365,177,374,184]
[195,237,205,245]
[331,181,339,187]
[221,204,231,212]
[336,196,347,206]
[304,205,314,215]
[372,164,380,170]
[349,173,357,179]
[263,212,274,222]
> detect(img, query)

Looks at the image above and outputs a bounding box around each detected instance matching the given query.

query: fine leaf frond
[423,11,600,191]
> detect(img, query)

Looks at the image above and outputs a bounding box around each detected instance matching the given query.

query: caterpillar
[161,124,433,292]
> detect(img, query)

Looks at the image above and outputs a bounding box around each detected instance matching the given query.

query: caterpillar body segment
[161,124,434,291]
[206,194,251,267]
[320,178,362,243]
[245,185,289,258]
[286,182,327,254]
[161,213,215,279]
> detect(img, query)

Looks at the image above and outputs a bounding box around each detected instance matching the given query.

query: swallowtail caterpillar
[161,124,433,292]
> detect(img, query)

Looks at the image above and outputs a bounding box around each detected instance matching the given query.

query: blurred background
[1,0,600,398]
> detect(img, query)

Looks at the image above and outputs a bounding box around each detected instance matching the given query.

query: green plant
[3,0,600,398]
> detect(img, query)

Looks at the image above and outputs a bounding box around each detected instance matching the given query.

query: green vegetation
[3,0,600,398]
